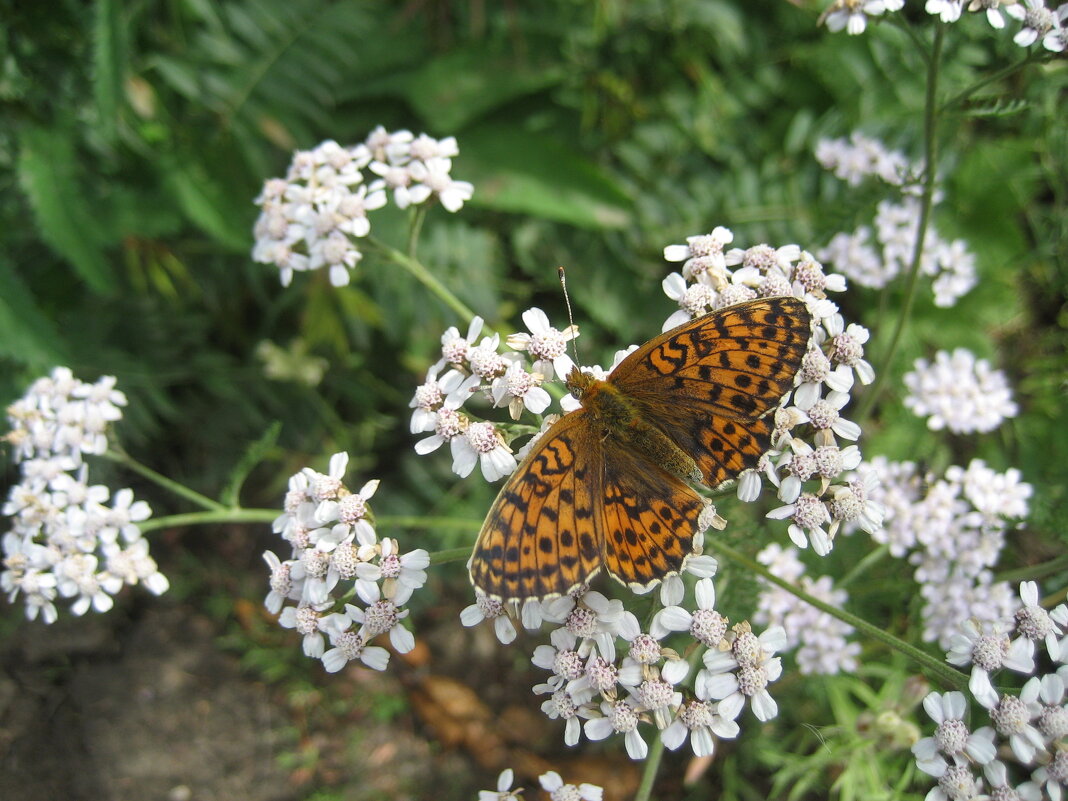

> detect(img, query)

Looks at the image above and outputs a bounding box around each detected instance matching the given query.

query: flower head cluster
[849,457,1032,648]
[817,158,977,306]
[821,0,1068,50]
[461,575,787,762]
[913,581,1068,800]
[2,368,164,623]
[819,0,905,36]
[263,452,429,673]
[754,544,861,675]
[660,231,877,557]
[903,348,1018,434]
[478,768,603,801]
[815,131,916,187]
[410,309,576,482]
[252,128,473,287]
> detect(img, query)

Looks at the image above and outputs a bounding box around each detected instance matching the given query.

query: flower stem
[366,236,482,327]
[427,546,472,566]
[100,449,226,512]
[376,515,482,533]
[407,205,427,258]
[856,24,945,425]
[711,540,967,691]
[634,728,666,801]
[836,543,890,590]
[941,51,1044,113]
[138,508,278,534]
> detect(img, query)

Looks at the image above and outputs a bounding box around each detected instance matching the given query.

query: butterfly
[468,296,812,602]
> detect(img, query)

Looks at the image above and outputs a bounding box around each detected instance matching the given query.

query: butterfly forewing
[469,412,605,601]
[611,297,811,487]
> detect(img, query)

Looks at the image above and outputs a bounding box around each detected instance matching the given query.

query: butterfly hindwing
[599,437,706,590]
[611,297,811,487]
[469,412,605,601]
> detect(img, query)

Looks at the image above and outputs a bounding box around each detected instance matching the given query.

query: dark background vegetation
[0,1,1065,799]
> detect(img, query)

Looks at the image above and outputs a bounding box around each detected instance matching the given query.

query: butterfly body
[469,297,812,603]
[567,367,704,486]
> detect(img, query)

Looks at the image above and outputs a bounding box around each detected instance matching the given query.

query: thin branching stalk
[857,25,945,424]
[367,236,482,327]
[712,540,968,691]
[100,449,226,512]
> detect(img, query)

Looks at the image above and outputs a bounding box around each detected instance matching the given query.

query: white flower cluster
[478,768,603,801]
[464,579,786,761]
[817,141,977,307]
[754,544,861,675]
[821,0,1068,50]
[913,580,1068,801]
[851,457,1032,649]
[410,309,575,482]
[252,127,473,287]
[815,131,916,187]
[263,452,430,673]
[903,347,1018,434]
[660,229,880,557]
[2,367,165,623]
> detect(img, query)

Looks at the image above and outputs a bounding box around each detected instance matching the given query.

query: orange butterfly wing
[599,437,707,592]
[469,412,709,602]
[469,412,606,601]
[610,297,811,488]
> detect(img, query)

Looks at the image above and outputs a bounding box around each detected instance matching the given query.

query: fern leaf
[17,126,116,293]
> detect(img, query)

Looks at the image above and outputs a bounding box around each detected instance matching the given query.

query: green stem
[711,540,967,691]
[138,508,277,534]
[100,449,226,512]
[856,25,945,425]
[836,543,890,590]
[941,51,1042,113]
[996,553,1068,584]
[407,205,427,258]
[376,515,482,532]
[366,235,482,328]
[634,729,666,801]
[428,546,472,566]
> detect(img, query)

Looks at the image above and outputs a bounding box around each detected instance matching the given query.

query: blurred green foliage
[1,1,1066,797]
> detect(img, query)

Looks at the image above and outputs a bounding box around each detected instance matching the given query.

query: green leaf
[0,259,68,368]
[92,0,127,143]
[367,46,565,132]
[458,123,632,229]
[16,126,116,293]
[163,153,253,252]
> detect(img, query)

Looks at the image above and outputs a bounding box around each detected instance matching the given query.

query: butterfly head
[564,364,594,400]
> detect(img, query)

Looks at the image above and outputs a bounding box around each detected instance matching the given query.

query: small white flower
[491,361,552,420]
[583,698,648,760]
[506,308,579,381]
[407,157,473,212]
[663,227,734,286]
[976,687,1046,765]
[451,421,517,481]
[478,768,521,801]
[1015,580,1063,661]
[538,770,603,801]
[913,691,997,775]
[1006,0,1058,46]
[461,592,517,645]
[697,623,787,722]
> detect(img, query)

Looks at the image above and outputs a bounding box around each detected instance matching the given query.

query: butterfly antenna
[558,266,581,367]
